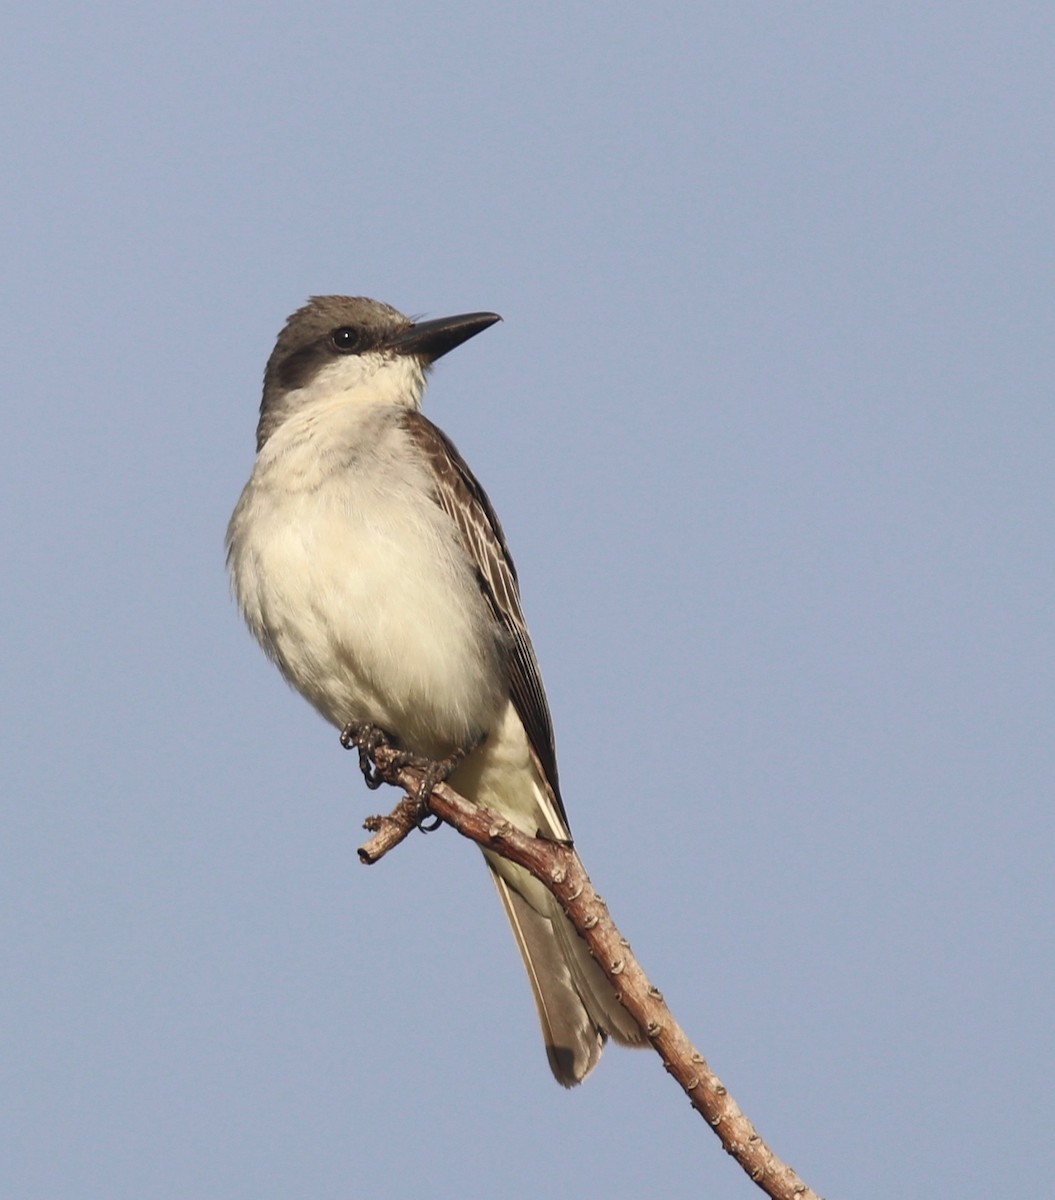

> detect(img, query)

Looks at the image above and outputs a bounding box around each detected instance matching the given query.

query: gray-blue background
[5,5,1051,1197]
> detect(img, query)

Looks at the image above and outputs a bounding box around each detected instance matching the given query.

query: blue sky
[4,5,1052,1198]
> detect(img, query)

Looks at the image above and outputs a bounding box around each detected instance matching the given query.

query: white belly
[227,420,506,754]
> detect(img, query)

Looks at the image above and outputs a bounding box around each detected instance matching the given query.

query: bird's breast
[227,428,507,753]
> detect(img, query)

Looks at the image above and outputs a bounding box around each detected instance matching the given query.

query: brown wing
[401,411,568,830]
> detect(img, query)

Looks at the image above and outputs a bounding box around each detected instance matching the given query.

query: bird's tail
[483,850,645,1086]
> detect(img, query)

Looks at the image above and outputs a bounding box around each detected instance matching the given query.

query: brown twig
[358,794,421,863]
[356,742,823,1200]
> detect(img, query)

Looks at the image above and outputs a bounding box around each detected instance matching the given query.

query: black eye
[330,326,366,354]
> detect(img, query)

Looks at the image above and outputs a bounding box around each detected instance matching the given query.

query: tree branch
[356,742,823,1200]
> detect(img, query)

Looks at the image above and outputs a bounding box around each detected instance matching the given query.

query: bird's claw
[340,724,485,829]
[340,721,391,789]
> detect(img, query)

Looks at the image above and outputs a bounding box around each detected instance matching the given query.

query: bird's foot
[340,723,483,831]
[376,743,474,829]
[408,732,487,826]
[401,745,474,830]
[339,721,394,790]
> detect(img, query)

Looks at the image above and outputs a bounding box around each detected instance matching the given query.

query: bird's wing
[401,411,569,832]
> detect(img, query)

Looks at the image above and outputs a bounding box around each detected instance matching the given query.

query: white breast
[227,400,507,754]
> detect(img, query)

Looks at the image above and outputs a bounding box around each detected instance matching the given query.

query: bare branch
[358,794,421,863]
[356,741,823,1200]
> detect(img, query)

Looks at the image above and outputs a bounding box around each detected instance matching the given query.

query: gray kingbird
[226,296,642,1084]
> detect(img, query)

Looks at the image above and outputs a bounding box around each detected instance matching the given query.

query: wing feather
[401,411,569,831]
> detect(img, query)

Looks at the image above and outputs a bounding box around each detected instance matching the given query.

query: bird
[226,296,643,1084]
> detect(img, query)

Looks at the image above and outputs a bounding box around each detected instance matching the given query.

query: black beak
[383,311,501,363]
